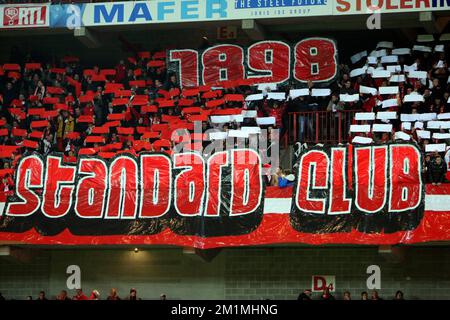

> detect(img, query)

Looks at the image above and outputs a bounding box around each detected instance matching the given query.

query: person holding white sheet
[288,94,312,142]
[427,154,447,185]
[432,52,447,78]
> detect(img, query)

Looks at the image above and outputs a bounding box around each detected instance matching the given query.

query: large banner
[3,1,450,30]
[334,0,450,15]
[1,143,449,248]
[0,3,49,29]
[79,0,332,27]
[168,38,338,87]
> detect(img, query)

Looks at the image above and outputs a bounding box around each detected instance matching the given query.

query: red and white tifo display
[168,38,338,87]
[1,143,450,249]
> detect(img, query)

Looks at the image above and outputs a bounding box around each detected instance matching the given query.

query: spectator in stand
[160,294,167,300]
[371,290,383,300]
[37,291,47,301]
[164,73,180,91]
[73,288,89,300]
[89,290,100,300]
[107,288,121,300]
[115,60,127,83]
[297,289,312,301]
[271,166,294,187]
[394,290,405,300]
[1,173,14,197]
[262,99,287,136]
[126,288,141,300]
[428,154,447,185]
[26,296,32,300]
[343,291,351,300]
[361,291,369,300]
[289,94,314,140]
[0,292,5,300]
[278,170,295,188]
[56,110,75,151]
[57,290,71,301]
[320,286,335,300]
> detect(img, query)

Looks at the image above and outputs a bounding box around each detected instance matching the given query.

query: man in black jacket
[297,289,312,301]
[428,154,446,185]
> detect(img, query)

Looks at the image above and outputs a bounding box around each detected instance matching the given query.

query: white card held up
[350,124,371,133]
[352,136,373,144]
[241,126,261,134]
[311,88,331,97]
[402,122,412,130]
[435,45,445,53]
[209,131,228,140]
[351,50,367,64]
[340,93,359,102]
[370,49,387,58]
[350,67,367,77]
[267,92,286,100]
[372,123,393,132]
[425,143,446,153]
[210,115,231,123]
[435,60,445,68]
[432,133,450,140]
[377,111,397,120]
[257,83,277,91]
[417,34,434,42]
[386,65,402,73]
[359,85,377,95]
[427,121,450,129]
[404,94,424,103]
[376,41,394,49]
[382,99,398,108]
[372,70,391,78]
[245,94,264,101]
[289,89,309,99]
[416,130,430,139]
[392,48,411,55]
[241,110,257,118]
[367,56,378,65]
[414,121,424,129]
[390,74,406,82]
[355,112,375,121]
[413,45,432,52]
[407,70,427,79]
[403,63,418,72]
[437,113,450,120]
[256,117,276,125]
[228,130,249,138]
[379,86,399,95]
[381,55,398,64]
[230,114,244,122]
[418,113,437,121]
[395,131,411,141]
[400,113,420,122]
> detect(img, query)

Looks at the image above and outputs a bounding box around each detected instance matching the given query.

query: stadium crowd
[1,39,450,194]
[0,287,406,300]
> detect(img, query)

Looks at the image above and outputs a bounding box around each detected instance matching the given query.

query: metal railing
[288,110,359,145]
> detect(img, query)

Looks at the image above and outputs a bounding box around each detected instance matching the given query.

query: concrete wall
[0,246,449,300]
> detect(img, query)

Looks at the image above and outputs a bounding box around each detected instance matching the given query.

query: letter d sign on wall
[312,275,336,292]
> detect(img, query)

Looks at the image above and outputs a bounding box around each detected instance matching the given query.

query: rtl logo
[3,6,47,27]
